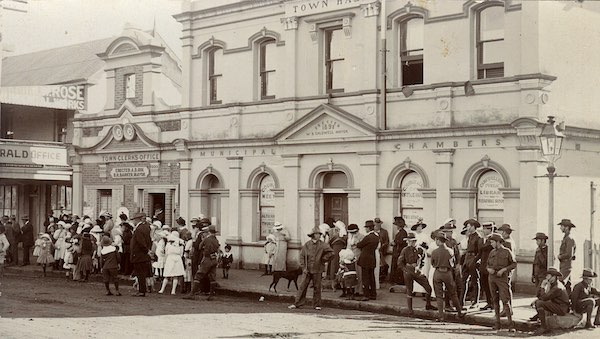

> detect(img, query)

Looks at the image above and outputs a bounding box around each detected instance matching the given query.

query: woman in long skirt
[412,221,431,295]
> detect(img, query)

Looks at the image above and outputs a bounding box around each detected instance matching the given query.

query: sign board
[477,171,504,210]
[0,85,86,110]
[401,172,424,208]
[101,152,160,163]
[0,143,68,166]
[285,0,362,17]
[110,166,149,179]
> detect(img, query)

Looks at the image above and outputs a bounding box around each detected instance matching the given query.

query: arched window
[259,39,276,100]
[476,5,504,79]
[208,48,223,104]
[400,17,424,85]
[476,170,504,225]
[259,175,275,240]
[400,171,423,226]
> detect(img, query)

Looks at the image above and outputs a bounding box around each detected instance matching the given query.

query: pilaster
[433,149,454,226]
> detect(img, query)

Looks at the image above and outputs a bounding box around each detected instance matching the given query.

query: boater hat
[131,212,146,220]
[273,222,283,230]
[482,222,496,230]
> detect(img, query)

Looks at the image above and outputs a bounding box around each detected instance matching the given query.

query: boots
[207,282,217,301]
[182,281,201,300]
[533,309,549,335]
[506,304,515,332]
[425,294,437,310]
[407,297,414,314]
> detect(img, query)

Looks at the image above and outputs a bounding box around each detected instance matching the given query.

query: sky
[2,0,185,58]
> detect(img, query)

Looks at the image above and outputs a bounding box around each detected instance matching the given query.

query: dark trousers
[9,242,18,264]
[461,263,480,304]
[120,251,132,275]
[535,300,569,316]
[132,262,149,294]
[391,249,405,285]
[361,266,376,298]
[405,268,432,296]
[433,268,461,317]
[481,271,491,304]
[22,244,32,265]
[489,274,513,318]
[294,271,323,307]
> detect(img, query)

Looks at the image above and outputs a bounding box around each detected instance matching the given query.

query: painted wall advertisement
[0,143,68,166]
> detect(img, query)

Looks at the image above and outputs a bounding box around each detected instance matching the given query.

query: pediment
[276,104,377,144]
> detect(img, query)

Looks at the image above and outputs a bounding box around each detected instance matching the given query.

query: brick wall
[82,126,103,137]
[114,65,143,107]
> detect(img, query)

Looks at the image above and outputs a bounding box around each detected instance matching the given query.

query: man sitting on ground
[531,267,571,335]
[571,268,600,329]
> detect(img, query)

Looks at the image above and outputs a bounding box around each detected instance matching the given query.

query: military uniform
[431,236,463,319]
[533,268,571,334]
[399,239,435,311]
[462,231,483,306]
[558,233,575,291]
[445,234,464,307]
[532,245,548,295]
[185,226,220,300]
[477,235,493,308]
[487,237,517,330]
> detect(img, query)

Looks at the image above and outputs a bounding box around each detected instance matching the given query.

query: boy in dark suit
[357,220,380,301]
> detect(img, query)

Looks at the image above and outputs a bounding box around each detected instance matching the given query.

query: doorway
[149,193,166,224]
[324,193,348,224]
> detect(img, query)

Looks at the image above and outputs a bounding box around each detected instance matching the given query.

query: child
[0,225,9,277]
[152,230,167,281]
[262,234,276,276]
[33,232,45,259]
[37,234,55,276]
[71,236,81,281]
[100,236,121,296]
[221,244,233,279]
[159,231,185,295]
[62,235,75,279]
[338,249,358,300]
[182,231,193,293]
[77,233,95,282]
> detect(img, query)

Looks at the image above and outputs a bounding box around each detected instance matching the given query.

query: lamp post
[538,116,566,268]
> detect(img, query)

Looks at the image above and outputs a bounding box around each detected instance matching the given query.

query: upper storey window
[325,27,345,93]
[208,48,223,104]
[259,39,276,100]
[125,74,136,99]
[476,6,504,79]
[400,17,424,86]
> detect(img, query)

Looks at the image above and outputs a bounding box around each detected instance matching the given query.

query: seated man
[532,267,571,335]
[571,268,600,329]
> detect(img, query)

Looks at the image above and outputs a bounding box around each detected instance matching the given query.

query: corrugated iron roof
[1,38,113,86]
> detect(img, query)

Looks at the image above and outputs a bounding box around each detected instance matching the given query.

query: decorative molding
[246,164,281,189]
[305,12,355,41]
[386,159,430,188]
[360,2,380,17]
[419,188,437,199]
[499,188,520,199]
[462,159,511,188]
[299,188,320,197]
[307,162,355,189]
[195,165,225,189]
[450,188,477,199]
[281,16,298,30]
[192,36,227,59]
[377,188,397,199]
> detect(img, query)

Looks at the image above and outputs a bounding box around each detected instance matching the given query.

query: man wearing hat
[558,219,576,293]
[191,218,212,277]
[391,216,407,285]
[571,268,600,328]
[398,232,436,313]
[288,225,334,310]
[439,222,463,310]
[478,222,496,311]
[130,212,152,297]
[497,224,516,251]
[184,225,220,301]
[532,267,570,335]
[532,233,549,296]
[356,220,380,301]
[374,218,390,283]
[487,233,517,331]
[431,232,464,321]
[19,215,34,266]
[461,219,483,309]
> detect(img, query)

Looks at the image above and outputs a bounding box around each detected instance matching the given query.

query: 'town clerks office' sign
[110,167,149,179]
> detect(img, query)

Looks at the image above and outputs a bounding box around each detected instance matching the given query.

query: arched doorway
[201,173,222,231]
[399,171,424,227]
[322,171,348,224]
[476,169,504,226]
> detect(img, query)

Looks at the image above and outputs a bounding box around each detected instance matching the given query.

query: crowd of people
[282,216,600,335]
[0,212,231,301]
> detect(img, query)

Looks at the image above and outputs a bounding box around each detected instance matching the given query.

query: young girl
[221,244,233,279]
[62,235,75,279]
[262,234,276,276]
[77,233,95,282]
[100,236,121,296]
[37,234,55,276]
[53,221,68,270]
[152,230,168,280]
[33,232,45,259]
[182,230,193,293]
[338,249,358,300]
[159,231,185,295]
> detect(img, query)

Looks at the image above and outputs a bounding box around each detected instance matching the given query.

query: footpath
[4,264,549,333]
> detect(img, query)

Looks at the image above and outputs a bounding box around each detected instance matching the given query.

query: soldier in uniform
[487,233,517,331]
[439,222,463,310]
[431,232,464,321]
[398,232,437,313]
[390,217,407,285]
[557,219,576,293]
[571,268,600,329]
[184,225,220,300]
[532,232,549,294]
[531,267,570,335]
[191,218,212,277]
[460,218,483,309]
[477,222,495,311]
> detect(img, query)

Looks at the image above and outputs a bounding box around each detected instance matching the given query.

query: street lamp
[538,116,566,268]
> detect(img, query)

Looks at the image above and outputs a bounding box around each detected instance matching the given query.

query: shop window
[324,27,346,94]
[0,185,18,217]
[476,5,504,79]
[125,74,136,99]
[259,39,276,100]
[50,185,72,215]
[259,175,275,240]
[208,48,223,104]
[400,17,424,86]
[476,170,504,225]
[399,171,423,227]
[98,189,112,215]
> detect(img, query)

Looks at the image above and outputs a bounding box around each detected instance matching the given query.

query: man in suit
[10,216,20,266]
[357,220,380,301]
[130,212,152,297]
[19,215,34,266]
[374,217,390,283]
[391,216,407,285]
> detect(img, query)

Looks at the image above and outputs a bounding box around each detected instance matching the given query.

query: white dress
[426,239,439,298]
[163,242,185,277]
[413,230,431,294]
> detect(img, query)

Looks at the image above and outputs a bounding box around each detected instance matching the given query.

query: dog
[269,268,302,293]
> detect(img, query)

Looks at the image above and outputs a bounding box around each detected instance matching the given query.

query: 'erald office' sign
[0,143,68,166]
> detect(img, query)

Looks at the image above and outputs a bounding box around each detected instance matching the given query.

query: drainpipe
[591,181,596,269]
[380,0,387,130]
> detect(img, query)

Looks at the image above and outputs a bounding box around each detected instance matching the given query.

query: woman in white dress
[159,231,185,294]
[411,220,431,295]
[346,224,365,295]
[271,222,291,272]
